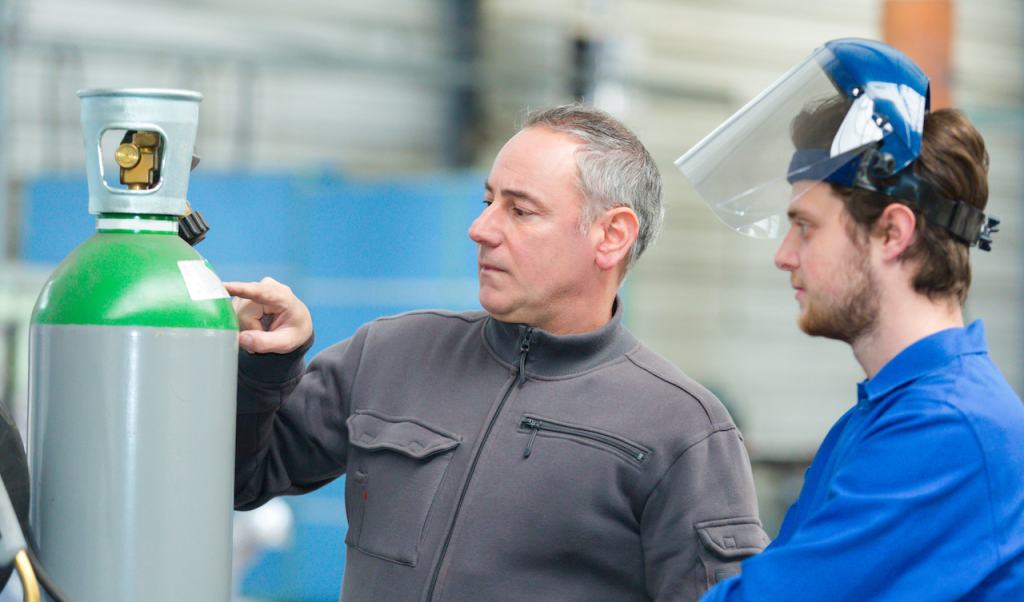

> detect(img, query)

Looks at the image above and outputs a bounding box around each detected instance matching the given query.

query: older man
[229,105,766,601]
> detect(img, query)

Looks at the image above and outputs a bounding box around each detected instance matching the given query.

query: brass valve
[115,131,161,190]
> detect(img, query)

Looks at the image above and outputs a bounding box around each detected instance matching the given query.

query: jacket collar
[483,297,639,378]
[857,320,989,404]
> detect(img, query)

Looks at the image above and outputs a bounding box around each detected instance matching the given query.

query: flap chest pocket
[345,411,461,566]
[348,412,460,458]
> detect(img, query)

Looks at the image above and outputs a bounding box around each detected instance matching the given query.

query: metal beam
[442,0,481,167]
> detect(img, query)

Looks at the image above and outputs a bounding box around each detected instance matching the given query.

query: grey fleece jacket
[234,302,767,601]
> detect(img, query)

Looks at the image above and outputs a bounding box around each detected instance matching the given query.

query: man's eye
[482,199,493,207]
[512,206,532,217]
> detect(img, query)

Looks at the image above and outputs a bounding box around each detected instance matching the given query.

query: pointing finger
[223,281,289,307]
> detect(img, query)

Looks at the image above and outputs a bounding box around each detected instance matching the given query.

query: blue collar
[857,320,989,404]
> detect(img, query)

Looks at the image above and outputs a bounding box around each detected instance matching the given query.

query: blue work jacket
[703,321,1024,601]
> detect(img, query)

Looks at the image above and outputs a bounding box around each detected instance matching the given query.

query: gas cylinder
[26,89,237,601]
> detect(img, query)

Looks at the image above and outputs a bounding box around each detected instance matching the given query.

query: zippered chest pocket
[517,414,651,467]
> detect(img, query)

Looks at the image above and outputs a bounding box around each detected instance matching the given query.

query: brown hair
[792,99,990,305]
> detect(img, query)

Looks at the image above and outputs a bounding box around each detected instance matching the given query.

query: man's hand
[224,277,313,354]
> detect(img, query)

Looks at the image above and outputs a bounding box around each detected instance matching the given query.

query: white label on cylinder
[177,260,229,301]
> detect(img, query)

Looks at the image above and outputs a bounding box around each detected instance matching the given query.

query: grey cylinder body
[28,325,236,601]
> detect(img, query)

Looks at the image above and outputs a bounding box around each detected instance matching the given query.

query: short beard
[799,244,880,344]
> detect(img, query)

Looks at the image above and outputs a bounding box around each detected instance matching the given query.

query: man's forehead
[494,127,580,174]
[786,196,816,219]
[485,129,583,205]
[484,181,542,204]
[787,181,842,218]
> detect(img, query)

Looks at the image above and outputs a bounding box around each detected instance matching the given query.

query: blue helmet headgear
[819,38,930,177]
[677,38,998,250]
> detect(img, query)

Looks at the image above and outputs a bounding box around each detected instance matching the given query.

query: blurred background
[0,0,1020,599]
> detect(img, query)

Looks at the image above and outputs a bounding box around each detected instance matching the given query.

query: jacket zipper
[516,329,531,386]
[520,415,649,465]
[424,326,533,601]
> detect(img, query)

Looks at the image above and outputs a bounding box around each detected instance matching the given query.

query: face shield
[675,45,926,239]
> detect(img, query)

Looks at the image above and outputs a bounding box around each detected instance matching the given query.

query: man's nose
[774,229,798,271]
[469,204,501,247]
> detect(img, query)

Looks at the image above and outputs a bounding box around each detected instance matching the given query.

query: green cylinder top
[32,216,237,330]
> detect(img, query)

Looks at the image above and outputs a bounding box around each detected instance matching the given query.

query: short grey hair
[522,104,664,269]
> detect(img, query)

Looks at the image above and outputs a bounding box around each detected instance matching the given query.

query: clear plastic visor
[675,48,873,238]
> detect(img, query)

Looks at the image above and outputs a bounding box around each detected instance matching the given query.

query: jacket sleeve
[699,400,994,601]
[234,324,370,510]
[642,427,769,601]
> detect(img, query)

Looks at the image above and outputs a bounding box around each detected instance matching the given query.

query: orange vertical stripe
[882,0,954,109]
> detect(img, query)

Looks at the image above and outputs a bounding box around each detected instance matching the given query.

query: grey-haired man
[228,105,766,601]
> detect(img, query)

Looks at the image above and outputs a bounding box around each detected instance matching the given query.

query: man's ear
[874,203,917,262]
[594,206,639,271]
